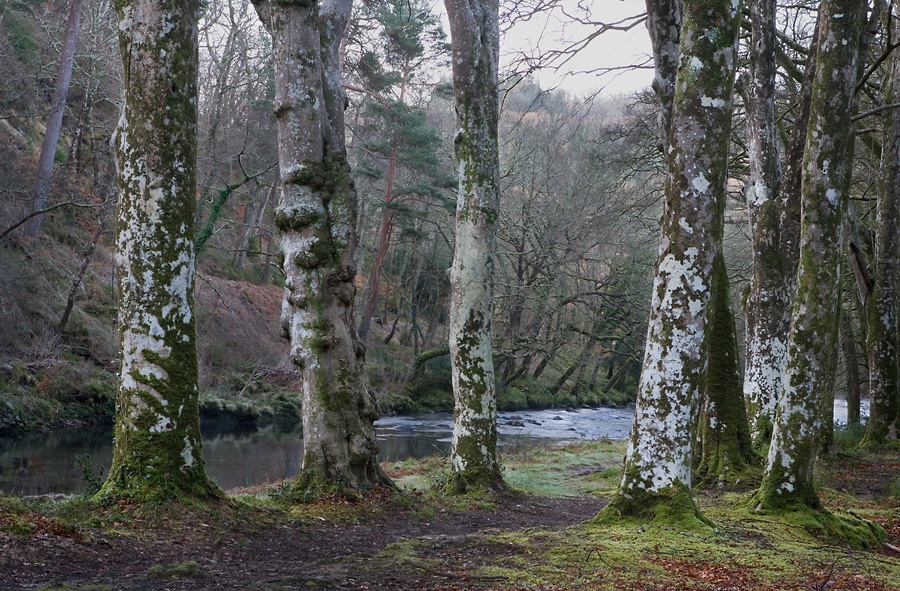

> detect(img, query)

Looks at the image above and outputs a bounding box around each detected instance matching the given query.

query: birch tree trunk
[26,0,85,240]
[99,0,219,502]
[755,0,865,510]
[860,14,900,444]
[603,0,739,523]
[443,0,505,492]
[251,0,389,489]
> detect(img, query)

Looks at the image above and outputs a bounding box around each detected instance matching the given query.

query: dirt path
[1,494,608,590]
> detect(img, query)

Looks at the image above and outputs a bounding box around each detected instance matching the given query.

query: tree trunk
[59,213,107,335]
[841,310,861,426]
[358,148,398,342]
[694,252,753,484]
[741,0,793,444]
[252,0,389,489]
[99,0,219,503]
[860,17,900,443]
[602,0,739,525]
[444,0,505,493]
[26,0,85,240]
[755,0,865,511]
[234,182,274,269]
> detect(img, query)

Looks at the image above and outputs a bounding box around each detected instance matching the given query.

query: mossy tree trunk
[443,0,505,493]
[741,0,801,445]
[252,0,390,489]
[99,0,220,502]
[859,15,900,444]
[755,0,865,511]
[603,0,739,524]
[695,252,754,484]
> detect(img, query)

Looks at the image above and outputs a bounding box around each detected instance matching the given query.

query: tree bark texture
[605,0,739,522]
[26,0,85,240]
[101,0,219,502]
[741,0,794,444]
[444,0,505,492]
[756,0,865,510]
[840,311,861,426]
[644,0,680,136]
[695,252,753,483]
[252,0,388,488]
[861,13,900,443]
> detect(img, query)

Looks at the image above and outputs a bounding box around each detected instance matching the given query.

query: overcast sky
[496,0,654,98]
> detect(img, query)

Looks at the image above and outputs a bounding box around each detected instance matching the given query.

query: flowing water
[0,401,864,495]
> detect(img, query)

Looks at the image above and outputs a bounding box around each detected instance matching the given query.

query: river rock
[507,420,525,427]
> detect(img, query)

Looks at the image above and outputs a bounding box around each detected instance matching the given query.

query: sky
[499,0,654,98]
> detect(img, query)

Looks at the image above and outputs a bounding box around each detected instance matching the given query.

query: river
[0,401,863,495]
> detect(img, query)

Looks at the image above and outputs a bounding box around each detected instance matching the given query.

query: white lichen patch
[692,173,710,194]
[700,95,726,108]
[747,182,770,208]
[181,436,195,468]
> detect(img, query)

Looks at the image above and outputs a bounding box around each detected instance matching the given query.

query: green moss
[695,252,756,484]
[144,560,207,580]
[748,501,884,549]
[598,480,715,532]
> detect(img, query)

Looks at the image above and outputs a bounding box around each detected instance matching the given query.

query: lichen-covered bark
[100,0,219,502]
[695,252,753,483]
[444,0,505,492]
[741,0,793,444]
[252,0,389,489]
[756,0,865,510]
[861,17,900,444]
[644,0,681,136]
[604,0,739,523]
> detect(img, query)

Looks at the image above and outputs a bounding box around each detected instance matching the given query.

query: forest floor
[1,438,900,591]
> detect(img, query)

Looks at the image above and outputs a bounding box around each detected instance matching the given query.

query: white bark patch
[700,95,726,108]
[692,174,710,194]
[181,436,195,468]
[747,182,770,208]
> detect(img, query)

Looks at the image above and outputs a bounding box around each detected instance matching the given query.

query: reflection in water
[0,401,863,495]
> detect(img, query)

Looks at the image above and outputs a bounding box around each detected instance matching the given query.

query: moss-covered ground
[1,437,899,590]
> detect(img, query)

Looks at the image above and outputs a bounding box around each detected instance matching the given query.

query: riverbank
[1,436,899,590]
[0,367,635,438]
